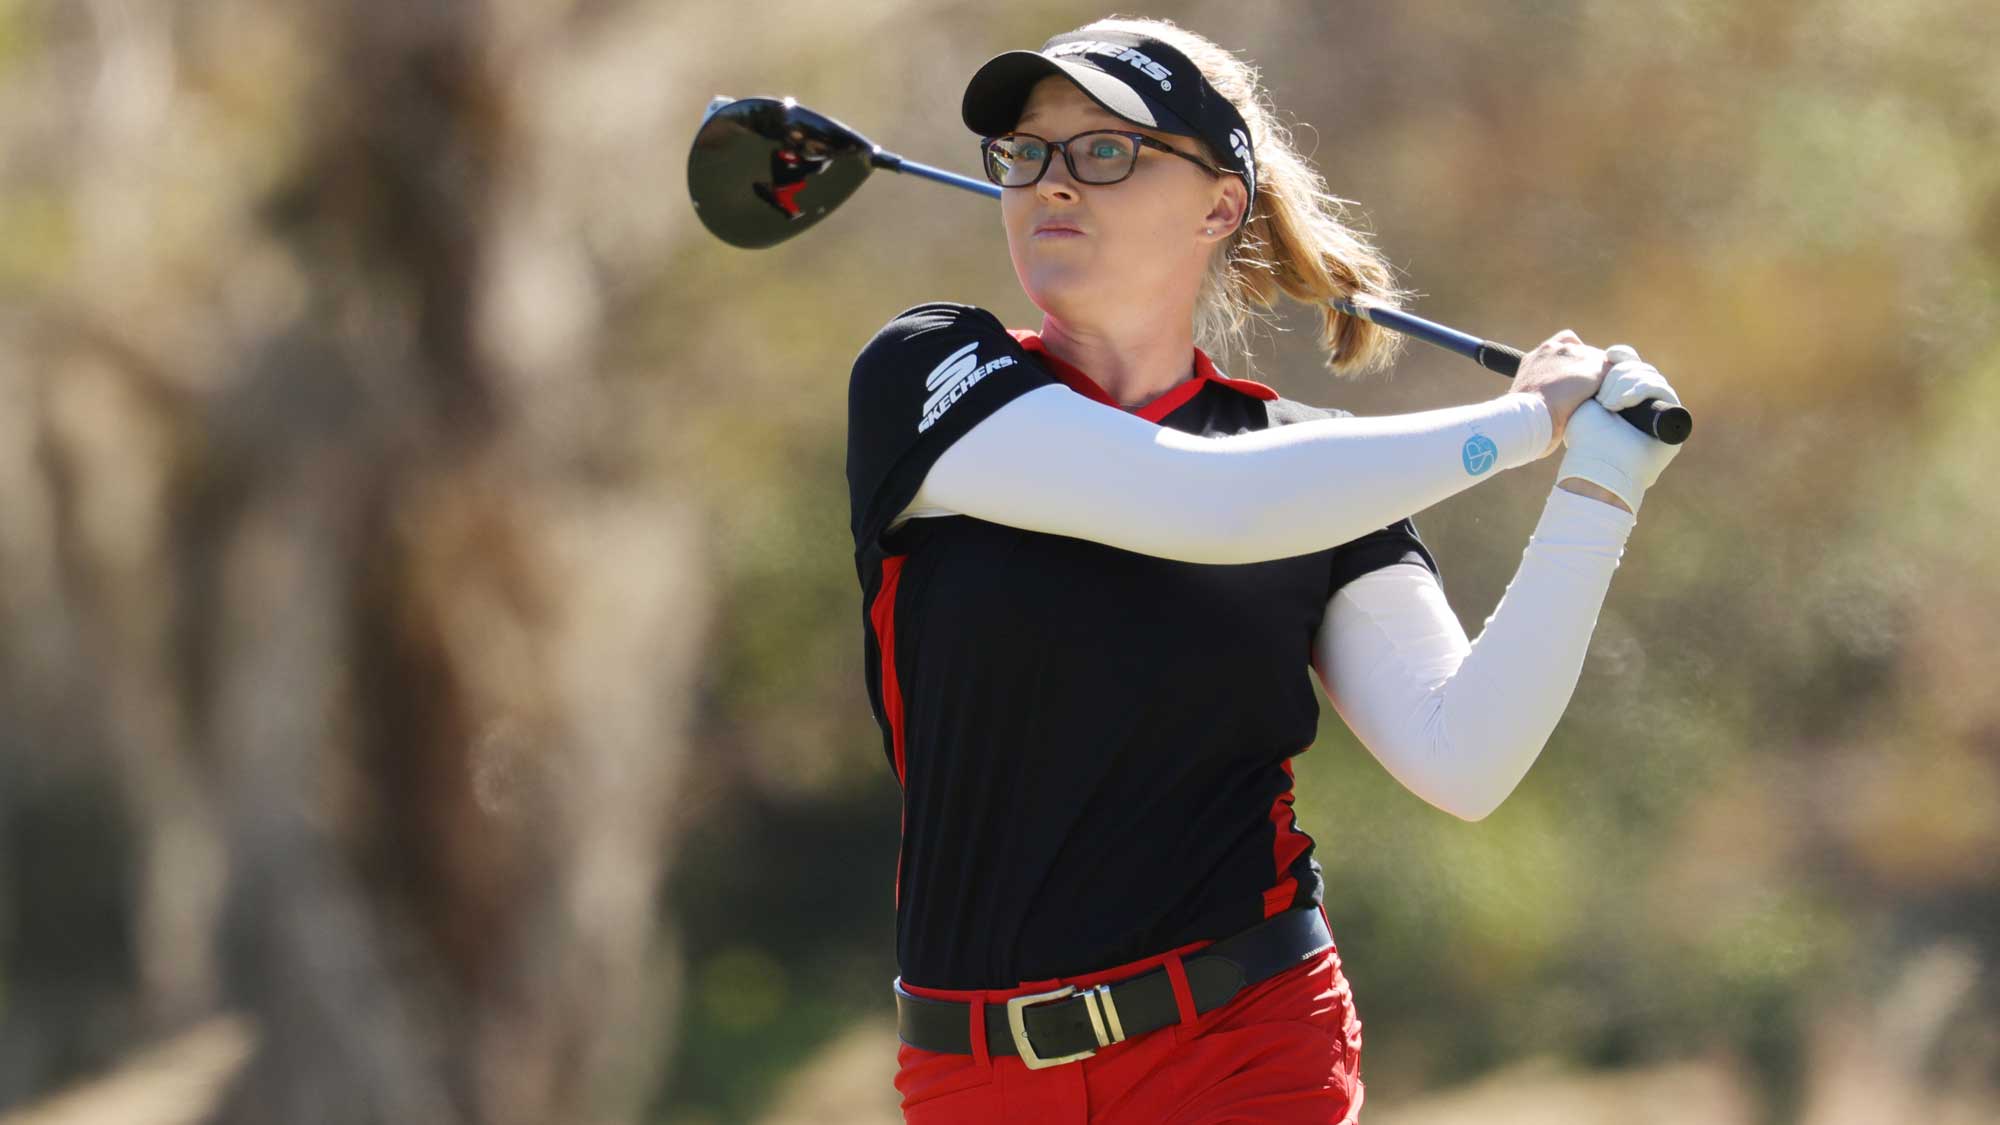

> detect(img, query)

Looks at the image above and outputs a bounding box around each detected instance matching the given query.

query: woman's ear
[1201,178,1247,238]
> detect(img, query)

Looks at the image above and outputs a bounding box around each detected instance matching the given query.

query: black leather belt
[893,906,1332,1070]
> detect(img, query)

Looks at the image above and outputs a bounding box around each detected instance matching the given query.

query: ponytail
[1069,15,1412,377]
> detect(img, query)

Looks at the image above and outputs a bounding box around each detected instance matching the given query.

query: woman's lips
[1033,226,1086,239]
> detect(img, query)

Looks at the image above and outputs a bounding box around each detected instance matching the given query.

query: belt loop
[968,995,991,1070]
[1162,952,1199,1028]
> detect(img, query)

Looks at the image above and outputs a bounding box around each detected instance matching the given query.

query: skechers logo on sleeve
[1047,40,1174,90]
[918,342,1017,433]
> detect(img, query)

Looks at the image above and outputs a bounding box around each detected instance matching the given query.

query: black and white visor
[962,29,1257,213]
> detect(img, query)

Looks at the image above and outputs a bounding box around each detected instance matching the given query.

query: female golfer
[846,16,1684,1123]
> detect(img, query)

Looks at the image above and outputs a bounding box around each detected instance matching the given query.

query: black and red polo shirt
[847,301,1438,990]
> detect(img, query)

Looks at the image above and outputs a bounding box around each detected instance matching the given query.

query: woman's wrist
[1557,476,1633,513]
[1542,479,1640,539]
[1492,391,1554,471]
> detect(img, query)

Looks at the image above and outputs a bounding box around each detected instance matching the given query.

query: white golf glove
[1556,345,1684,514]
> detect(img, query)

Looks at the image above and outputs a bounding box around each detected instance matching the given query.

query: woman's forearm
[906,384,1552,564]
[1317,485,1636,819]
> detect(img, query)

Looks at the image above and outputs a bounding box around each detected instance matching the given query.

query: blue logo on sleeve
[1462,434,1498,476]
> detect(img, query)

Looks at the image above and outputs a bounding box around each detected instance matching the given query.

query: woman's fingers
[1595,345,1682,411]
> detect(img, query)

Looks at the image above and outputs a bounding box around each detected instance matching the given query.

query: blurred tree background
[0,1,1995,1123]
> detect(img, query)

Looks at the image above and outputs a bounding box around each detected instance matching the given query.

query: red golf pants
[893,910,1364,1124]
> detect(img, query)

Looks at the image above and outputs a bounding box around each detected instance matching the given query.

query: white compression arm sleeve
[1312,485,1638,821]
[899,383,1552,565]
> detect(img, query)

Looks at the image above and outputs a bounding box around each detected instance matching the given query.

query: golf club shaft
[1334,301,1691,444]
[872,148,1690,445]
[871,149,1002,197]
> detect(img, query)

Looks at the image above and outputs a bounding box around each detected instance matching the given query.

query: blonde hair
[1066,15,1410,377]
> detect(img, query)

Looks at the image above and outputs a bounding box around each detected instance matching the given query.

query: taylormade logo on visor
[1230,128,1255,196]
[919,342,1016,433]
[1047,40,1174,90]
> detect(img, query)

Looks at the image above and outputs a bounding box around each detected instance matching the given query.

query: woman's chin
[1018,262,1101,310]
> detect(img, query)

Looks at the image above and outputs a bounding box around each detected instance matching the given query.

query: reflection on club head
[701,95,734,130]
[687,97,877,249]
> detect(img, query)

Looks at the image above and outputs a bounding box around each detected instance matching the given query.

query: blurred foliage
[2,0,1998,1123]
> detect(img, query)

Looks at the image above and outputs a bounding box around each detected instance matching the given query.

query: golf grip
[1332,300,1692,445]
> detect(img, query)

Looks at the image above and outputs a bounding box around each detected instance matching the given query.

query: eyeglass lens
[985,132,1140,187]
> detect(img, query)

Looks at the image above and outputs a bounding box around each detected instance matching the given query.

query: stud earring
[1204,227,1214,235]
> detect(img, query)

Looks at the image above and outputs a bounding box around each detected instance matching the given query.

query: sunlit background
[1,1,1995,1123]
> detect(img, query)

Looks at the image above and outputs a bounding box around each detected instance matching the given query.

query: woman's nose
[1037,153,1081,200]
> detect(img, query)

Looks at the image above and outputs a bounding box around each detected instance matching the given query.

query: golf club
[689,95,1691,445]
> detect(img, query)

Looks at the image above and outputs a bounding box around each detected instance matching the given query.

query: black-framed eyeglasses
[980,130,1226,189]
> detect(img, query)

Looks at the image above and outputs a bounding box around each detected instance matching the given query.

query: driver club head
[688,96,880,249]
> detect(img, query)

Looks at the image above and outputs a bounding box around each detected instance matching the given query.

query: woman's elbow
[1440,790,1505,822]
[1435,755,1543,821]
[1423,710,1539,821]
[1373,746,1507,821]
[1423,741,1523,822]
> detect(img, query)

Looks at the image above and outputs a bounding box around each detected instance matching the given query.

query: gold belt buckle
[1004,983,1126,1070]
